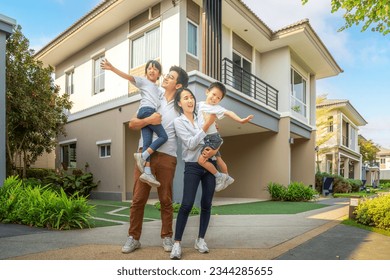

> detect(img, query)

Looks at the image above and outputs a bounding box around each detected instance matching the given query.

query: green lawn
[88,199,329,227]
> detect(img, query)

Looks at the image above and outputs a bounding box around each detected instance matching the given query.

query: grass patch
[211,201,329,215]
[342,219,390,237]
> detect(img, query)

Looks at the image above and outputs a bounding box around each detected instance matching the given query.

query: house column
[0,14,16,186]
[344,158,350,179]
[202,0,222,80]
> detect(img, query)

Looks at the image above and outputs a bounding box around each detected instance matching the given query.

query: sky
[1,0,389,148]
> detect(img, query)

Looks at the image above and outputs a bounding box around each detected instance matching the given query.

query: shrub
[26,168,54,180]
[332,175,352,193]
[355,194,390,230]
[267,182,286,201]
[0,176,95,230]
[267,181,317,201]
[43,170,100,197]
[347,179,362,192]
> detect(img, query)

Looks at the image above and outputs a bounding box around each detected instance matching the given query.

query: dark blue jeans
[137,106,168,162]
[174,161,216,241]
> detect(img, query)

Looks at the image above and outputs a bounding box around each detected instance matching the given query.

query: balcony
[221,58,278,111]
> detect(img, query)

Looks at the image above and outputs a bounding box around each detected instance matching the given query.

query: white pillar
[0,14,16,186]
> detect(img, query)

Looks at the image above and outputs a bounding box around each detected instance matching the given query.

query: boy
[197,82,253,192]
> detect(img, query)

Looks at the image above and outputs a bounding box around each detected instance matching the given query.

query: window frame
[130,26,161,69]
[187,19,198,57]
[93,54,105,95]
[65,69,74,95]
[290,67,307,117]
[96,140,112,158]
[59,140,77,169]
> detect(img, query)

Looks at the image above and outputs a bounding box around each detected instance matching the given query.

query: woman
[170,88,222,260]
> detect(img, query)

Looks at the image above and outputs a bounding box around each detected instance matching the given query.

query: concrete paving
[0,197,389,260]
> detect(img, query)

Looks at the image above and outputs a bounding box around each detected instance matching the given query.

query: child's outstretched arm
[101,58,135,84]
[224,111,254,124]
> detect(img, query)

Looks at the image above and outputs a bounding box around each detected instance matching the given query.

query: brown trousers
[128,151,177,240]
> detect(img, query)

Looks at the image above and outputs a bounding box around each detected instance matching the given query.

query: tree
[6,25,72,178]
[302,0,390,35]
[358,136,380,164]
[315,94,335,172]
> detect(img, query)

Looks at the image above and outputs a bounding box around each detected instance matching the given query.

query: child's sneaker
[215,173,228,192]
[216,175,234,192]
[134,153,145,172]
[139,173,160,188]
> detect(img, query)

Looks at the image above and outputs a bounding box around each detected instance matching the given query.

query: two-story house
[35,0,342,201]
[377,147,390,180]
[316,98,367,179]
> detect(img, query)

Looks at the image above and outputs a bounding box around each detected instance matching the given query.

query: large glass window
[290,68,307,116]
[187,21,198,56]
[232,52,252,96]
[132,27,160,68]
[93,55,105,95]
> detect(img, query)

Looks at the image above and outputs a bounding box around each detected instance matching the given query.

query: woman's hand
[201,147,218,158]
[202,114,217,132]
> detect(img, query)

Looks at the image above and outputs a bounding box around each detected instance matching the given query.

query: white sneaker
[134,153,146,172]
[215,175,235,192]
[215,173,228,192]
[139,173,161,188]
[194,238,209,253]
[170,242,182,259]
[121,236,141,253]
[162,237,173,252]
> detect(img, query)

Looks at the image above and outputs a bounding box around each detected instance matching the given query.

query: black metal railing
[221,58,278,110]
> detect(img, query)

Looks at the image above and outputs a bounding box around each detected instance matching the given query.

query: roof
[316,98,368,127]
[34,0,343,79]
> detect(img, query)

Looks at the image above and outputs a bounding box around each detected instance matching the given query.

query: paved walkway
[0,197,389,260]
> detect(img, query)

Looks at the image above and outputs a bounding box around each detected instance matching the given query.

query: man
[122,66,189,253]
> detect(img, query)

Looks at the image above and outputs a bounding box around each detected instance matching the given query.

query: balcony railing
[221,58,278,110]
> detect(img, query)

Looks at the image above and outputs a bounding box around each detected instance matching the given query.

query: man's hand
[147,112,162,125]
[128,112,162,130]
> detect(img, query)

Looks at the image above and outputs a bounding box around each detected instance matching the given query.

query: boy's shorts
[201,133,223,157]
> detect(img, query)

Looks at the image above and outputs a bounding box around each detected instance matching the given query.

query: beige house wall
[291,130,316,187]
[57,102,141,200]
[215,118,291,200]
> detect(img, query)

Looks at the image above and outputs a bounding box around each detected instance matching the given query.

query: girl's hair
[174,87,197,115]
[145,60,162,76]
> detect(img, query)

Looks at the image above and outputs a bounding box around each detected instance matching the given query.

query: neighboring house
[316,99,367,180]
[377,147,390,180]
[35,0,342,201]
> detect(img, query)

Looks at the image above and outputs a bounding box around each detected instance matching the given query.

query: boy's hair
[145,60,162,76]
[174,87,196,115]
[169,65,189,88]
[208,81,226,99]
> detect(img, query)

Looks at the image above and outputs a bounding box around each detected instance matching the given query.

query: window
[328,116,334,132]
[97,140,111,158]
[187,21,198,56]
[99,145,111,158]
[381,158,386,164]
[61,142,77,169]
[65,70,74,94]
[93,55,105,94]
[290,68,307,116]
[131,27,160,68]
[232,52,252,96]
